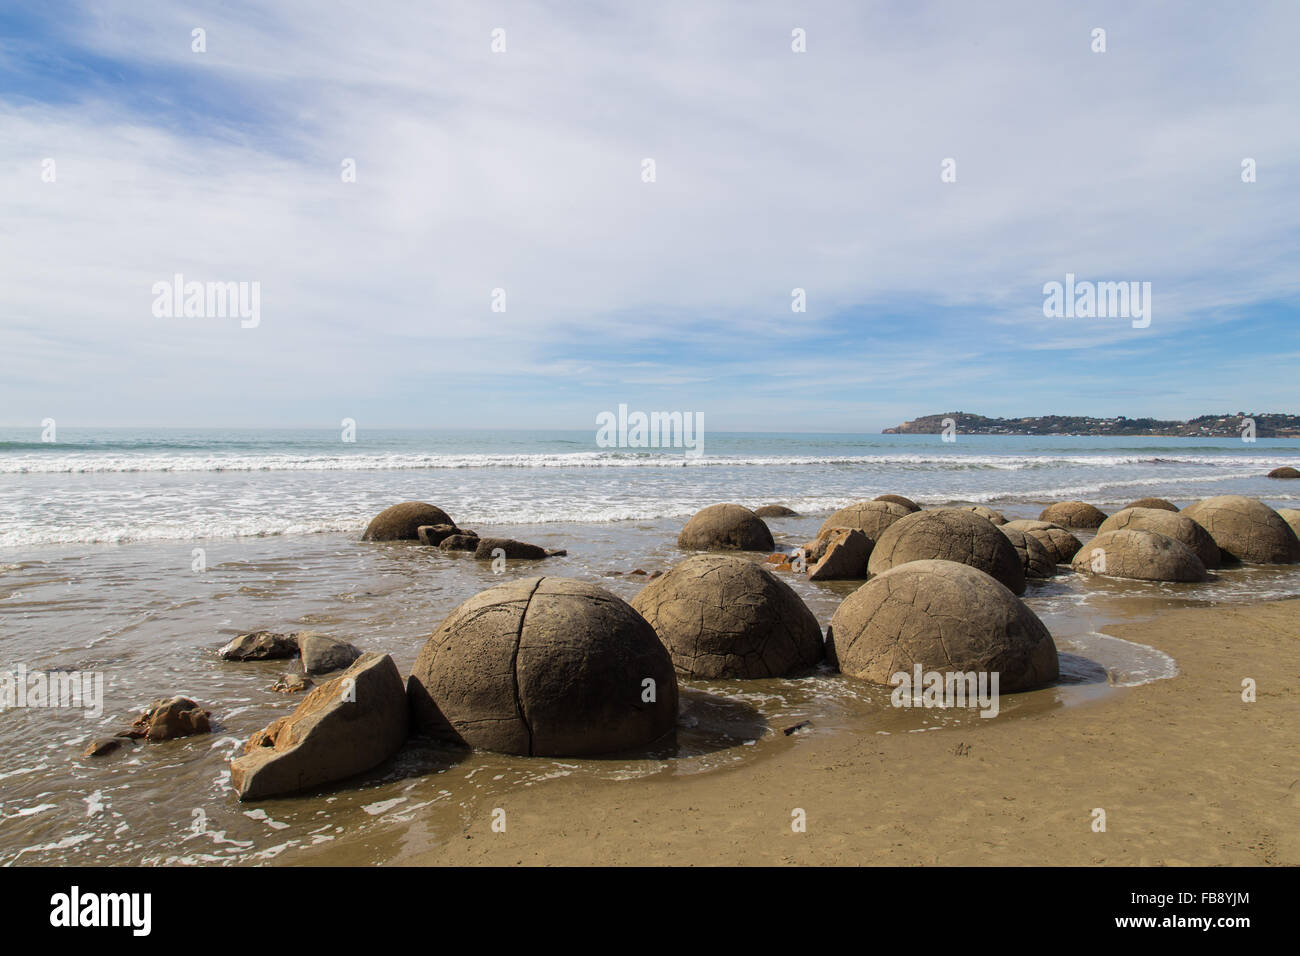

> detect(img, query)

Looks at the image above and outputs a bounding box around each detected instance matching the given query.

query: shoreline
[300,597,1299,867]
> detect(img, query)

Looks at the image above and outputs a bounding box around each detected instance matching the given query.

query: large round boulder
[999,527,1056,579]
[1182,495,1300,564]
[1071,529,1208,582]
[1124,497,1179,512]
[678,504,774,552]
[873,494,920,512]
[753,504,798,518]
[826,560,1058,691]
[1096,507,1221,568]
[363,502,454,541]
[1267,466,1300,479]
[407,577,678,756]
[818,500,911,540]
[1001,519,1082,565]
[867,509,1026,594]
[630,555,823,678]
[1039,501,1107,529]
[1278,509,1300,540]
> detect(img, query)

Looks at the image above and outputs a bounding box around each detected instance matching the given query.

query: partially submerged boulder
[219,631,299,661]
[956,504,1007,525]
[230,653,408,801]
[1182,495,1300,564]
[677,504,773,552]
[817,500,911,540]
[867,508,1026,595]
[1002,519,1082,565]
[122,697,212,741]
[1267,466,1300,479]
[1039,501,1108,529]
[754,504,798,517]
[298,633,362,676]
[437,533,481,552]
[1124,497,1179,512]
[1096,507,1220,568]
[873,494,920,512]
[417,523,462,546]
[1070,529,1208,582]
[807,528,871,581]
[631,555,823,678]
[999,527,1056,579]
[826,560,1058,691]
[472,537,564,560]
[272,673,312,694]
[408,578,677,756]
[363,502,454,541]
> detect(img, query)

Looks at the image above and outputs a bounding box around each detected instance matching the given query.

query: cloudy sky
[2,1,1297,431]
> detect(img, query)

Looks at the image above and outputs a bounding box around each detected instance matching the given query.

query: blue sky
[1,0,1297,431]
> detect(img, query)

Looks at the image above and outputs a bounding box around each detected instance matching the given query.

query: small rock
[630,568,648,576]
[438,534,481,552]
[417,523,463,546]
[272,673,313,694]
[807,528,871,581]
[218,631,299,661]
[782,720,813,736]
[124,697,212,741]
[299,633,363,676]
[754,505,798,518]
[472,537,553,560]
[82,738,122,757]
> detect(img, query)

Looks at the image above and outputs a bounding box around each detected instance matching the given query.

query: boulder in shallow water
[807,528,871,581]
[677,504,774,552]
[1070,529,1208,582]
[82,738,123,758]
[1267,466,1300,479]
[437,533,481,552]
[632,555,823,678]
[230,653,408,800]
[873,494,920,512]
[1039,501,1108,529]
[408,577,677,756]
[826,560,1058,691]
[999,527,1056,579]
[1001,520,1081,565]
[417,523,462,546]
[754,504,798,517]
[817,500,911,540]
[1182,495,1300,564]
[472,537,561,560]
[363,502,455,541]
[1277,509,1300,540]
[867,508,1026,594]
[219,631,299,661]
[1096,507,1220,569]
[123,697,212,741]
[298,633,362,676]
[272,673,313,694]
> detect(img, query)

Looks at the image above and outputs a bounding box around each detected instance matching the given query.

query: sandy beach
[308,597,1298,867]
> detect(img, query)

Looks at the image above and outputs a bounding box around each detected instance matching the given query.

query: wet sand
[312,597,1299,866]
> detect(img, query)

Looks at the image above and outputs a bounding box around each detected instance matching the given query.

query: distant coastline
[883,412,1300,438]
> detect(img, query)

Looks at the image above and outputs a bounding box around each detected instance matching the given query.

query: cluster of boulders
[364,501,565,560]
[82,695,214,758]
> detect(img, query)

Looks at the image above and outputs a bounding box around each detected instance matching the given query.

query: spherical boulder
[956,504,1007,525]
[818,500,911,540]
[363,502,455,541]
[407,577,677,756]
[1096,507,1220,568]
[873,494,920,512]
[1124,497,1179,512]
[1182,495,1300,564]
[867,509,1026,594]
[827,560,1058,691]
[678,504,774,552]
[754,504,798,518]
[999,527,1056,579]
[1278,509,1300,541]
[1267,466,1300,479]
[1039,501,1107,529]
[1001,519,1082,565]
[631,555,823,678]
[1071,529,1208,582]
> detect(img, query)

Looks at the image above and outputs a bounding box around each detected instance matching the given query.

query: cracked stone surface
[1038,501,1108,529]
[999,527,1056,578]
[631,554,824,678]
[817,500,911,539]
[1123,497,1180,512]
[1278,509,1300,541]
[1182,495,1300,564]
[677,504,774,552]
[826,559,1058,691]
[1001,520,1081,565]
[873,494,920,512]
[867,509,1026,595]
[408,577,678,756]
[362,501,455,541]
[957,504,1007,525]
[1096,507,1221,568]
[1070,529,1207,582]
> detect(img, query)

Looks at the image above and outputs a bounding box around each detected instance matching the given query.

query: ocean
[1,428,1298,864]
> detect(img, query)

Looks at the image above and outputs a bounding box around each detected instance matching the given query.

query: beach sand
[348,597,1299,866]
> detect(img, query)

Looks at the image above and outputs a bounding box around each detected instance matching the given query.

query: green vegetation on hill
[883,412,1300,437]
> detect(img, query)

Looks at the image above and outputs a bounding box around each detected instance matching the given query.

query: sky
[1,0,1297,432]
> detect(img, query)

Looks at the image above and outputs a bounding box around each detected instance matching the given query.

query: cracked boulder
[1123,497,1179,512]
[873,494,920,512]
[1182,495,1300,564]
[817,500,911,540]
[677,504,774,552]
[1277,509,1300,541]
[806,528,871,581]
[631,554,824,678]
[407,577,677,756]
[956,504,1007,525]
[826,560,1058,691]
[1071,529,1208,582]
[1001,520,1081,565]
[298,633,362,676]
[218,631,299,661]
[1095,507,1220,568]
[1038,501,1108,529]
[363,502,455,541]
[230,653,408,800]
[867,508,1026,595]
[999,526,1056,579]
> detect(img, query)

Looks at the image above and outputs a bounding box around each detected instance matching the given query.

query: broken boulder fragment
[218,631,299,661]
